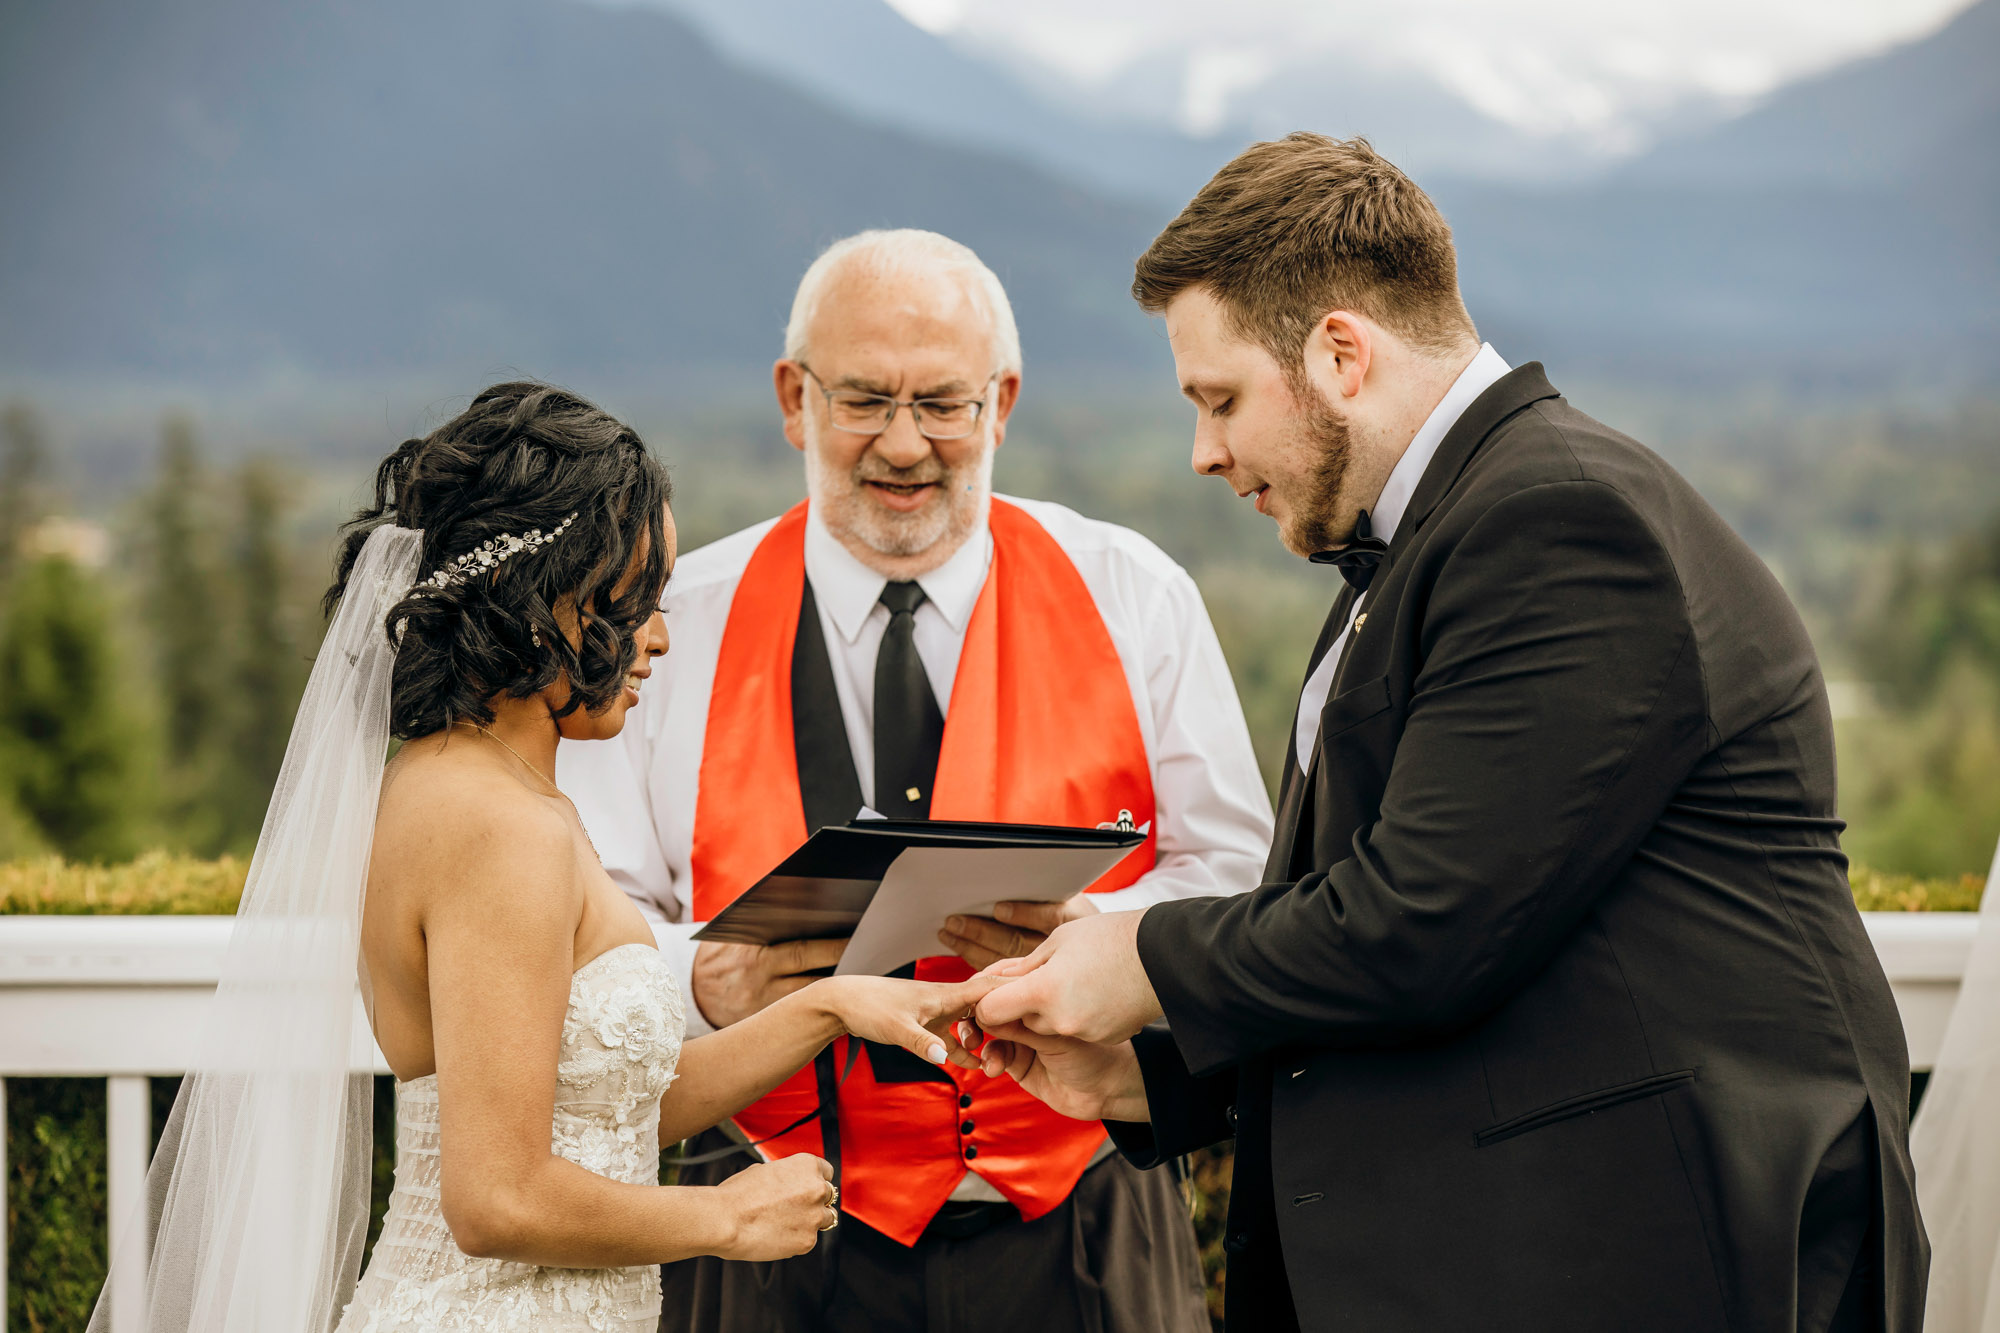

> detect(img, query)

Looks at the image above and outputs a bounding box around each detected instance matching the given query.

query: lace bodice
[336,942,685,1332]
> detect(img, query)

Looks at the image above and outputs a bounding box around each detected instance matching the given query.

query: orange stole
[690,498,1156,1245]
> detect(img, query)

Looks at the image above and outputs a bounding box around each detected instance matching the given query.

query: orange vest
[690,498,1157,1245]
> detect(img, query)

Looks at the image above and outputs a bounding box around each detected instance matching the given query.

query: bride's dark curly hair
[324,382,673,741]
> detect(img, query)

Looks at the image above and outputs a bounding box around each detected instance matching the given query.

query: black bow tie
[1310,510,1390,591]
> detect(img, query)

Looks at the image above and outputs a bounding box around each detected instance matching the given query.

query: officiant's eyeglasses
[798,364,996,440]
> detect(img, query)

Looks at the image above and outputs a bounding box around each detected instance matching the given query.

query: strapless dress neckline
[338,940,684,1331]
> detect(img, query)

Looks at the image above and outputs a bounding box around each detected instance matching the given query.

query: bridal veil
[91,525,422,1332]
[1912,835,2000,1332]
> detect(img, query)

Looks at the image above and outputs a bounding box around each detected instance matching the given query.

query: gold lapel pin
[1353,612,1368,632]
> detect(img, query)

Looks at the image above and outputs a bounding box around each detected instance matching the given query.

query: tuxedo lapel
[1264,368,1560,886]
[1399,363,1561,540]
[1264,582,1357,881]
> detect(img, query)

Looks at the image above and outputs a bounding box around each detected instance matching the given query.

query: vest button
[959,1094,972,1109]
[964,1145,979,1160]
[961,1120,975,1135]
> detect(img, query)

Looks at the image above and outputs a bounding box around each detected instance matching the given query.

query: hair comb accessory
[413,512,578,596]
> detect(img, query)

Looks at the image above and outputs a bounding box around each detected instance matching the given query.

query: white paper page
[835,843,1136,977]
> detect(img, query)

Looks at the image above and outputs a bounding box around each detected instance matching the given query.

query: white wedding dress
[336,942,686,1333]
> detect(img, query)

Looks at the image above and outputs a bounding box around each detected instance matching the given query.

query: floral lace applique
[336,944,684,1332]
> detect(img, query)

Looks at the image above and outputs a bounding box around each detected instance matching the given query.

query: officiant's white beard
[806,427,994,572]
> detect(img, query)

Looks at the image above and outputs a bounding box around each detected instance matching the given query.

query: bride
[95,383,987,1332]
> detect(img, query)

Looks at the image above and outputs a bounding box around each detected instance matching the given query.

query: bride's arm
[656,973,995,1146]
[420,794,832,1266]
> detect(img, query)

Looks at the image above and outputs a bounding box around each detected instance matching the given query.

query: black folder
[691,817,1146,952]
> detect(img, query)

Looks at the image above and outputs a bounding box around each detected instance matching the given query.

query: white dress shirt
[801,508,990,807]
[559,493,1275,1038]
[1295,344,1512,770]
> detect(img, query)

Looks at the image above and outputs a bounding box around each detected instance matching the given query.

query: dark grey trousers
[662,1132,1210,1333]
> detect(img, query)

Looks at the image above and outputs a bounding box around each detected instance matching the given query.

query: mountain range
[0,0,1992,399]
[0,0,1164,390]
[642,0,1761,193]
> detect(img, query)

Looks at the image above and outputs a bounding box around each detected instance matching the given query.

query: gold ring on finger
[819,1210,839,1232]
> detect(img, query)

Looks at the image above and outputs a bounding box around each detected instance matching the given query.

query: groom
[976,133,1928,1332]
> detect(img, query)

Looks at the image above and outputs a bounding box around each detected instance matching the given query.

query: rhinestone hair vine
[412,512,580,597]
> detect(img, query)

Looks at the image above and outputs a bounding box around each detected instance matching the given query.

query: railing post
[106,1075,150,1333]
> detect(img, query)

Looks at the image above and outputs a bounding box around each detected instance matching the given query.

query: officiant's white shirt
[1294,344,1511,771]
[560,493,1273,1038]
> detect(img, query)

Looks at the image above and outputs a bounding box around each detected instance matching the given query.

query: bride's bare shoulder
[373,739,578,913]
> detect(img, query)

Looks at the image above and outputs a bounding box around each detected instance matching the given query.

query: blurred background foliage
[1,384,1998,875]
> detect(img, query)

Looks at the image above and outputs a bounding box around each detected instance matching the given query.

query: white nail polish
[927,1042,948,1064]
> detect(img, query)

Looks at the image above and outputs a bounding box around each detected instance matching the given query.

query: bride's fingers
[925,1016,980,1069]
[904,1024,952,1066]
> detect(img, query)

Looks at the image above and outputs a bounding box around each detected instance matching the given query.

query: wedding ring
[819,1209,840,1232]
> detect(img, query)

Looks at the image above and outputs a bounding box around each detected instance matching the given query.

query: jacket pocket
[1475,1069,1696,1147]
[1319,675,1392,739]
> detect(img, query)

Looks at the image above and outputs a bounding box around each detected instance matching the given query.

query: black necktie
[1310,508,1391,591]
[874,581,945,820]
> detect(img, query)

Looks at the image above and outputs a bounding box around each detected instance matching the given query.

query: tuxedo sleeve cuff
[1137,894,1246,1076]
[1107,1023,1235,1168]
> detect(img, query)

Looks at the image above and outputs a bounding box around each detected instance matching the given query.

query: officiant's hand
[973,909,1162,1044]
[960,1018,1148,1123]
[937,893,1099,969]
[692,938,848,1029]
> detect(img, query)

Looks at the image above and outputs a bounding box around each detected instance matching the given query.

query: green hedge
[4,857,1985,1331]
[6,854,1982,917]
[0,853,249,915]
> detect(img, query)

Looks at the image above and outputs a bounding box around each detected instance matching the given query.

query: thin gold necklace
[456,722,560,795]
[453,722,603,865]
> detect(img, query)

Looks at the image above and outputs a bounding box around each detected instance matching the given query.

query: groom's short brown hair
[1133,133,1476,372]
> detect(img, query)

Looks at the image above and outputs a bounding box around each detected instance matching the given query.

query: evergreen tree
[142,415,227,851]
[0,399,46,586]
[0,556,149,861]
[220,457,303,849]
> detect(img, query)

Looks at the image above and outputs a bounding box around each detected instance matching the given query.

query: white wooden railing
[0,912,1986,1329]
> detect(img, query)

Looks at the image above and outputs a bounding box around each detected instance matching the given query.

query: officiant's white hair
[785,229,1023,375]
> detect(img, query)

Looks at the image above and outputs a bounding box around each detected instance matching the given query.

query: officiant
[559,227,1272,1333]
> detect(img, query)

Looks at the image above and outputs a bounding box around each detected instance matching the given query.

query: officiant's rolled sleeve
[1138,480,1711,1076]
[1107,1023,1237,1168]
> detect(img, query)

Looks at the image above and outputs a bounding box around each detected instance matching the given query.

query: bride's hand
[814,974,1000,1070]
[709,1154,836,1260]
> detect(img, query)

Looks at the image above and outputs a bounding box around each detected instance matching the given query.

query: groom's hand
[692,938,848,1029]
[963,1018,1149,1123]
[937,893,1098,969]
[973,909,1162,1044]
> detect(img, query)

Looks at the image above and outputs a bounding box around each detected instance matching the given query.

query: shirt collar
[804,503,993,646]
[1368,342,1511,543]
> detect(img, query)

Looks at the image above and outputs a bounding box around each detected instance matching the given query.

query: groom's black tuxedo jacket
[1110,366,1926,1333]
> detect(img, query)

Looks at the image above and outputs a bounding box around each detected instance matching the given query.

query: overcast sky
[885,0,1976,143]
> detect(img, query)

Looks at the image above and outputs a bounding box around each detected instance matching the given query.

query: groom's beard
[1276,379,1354,558]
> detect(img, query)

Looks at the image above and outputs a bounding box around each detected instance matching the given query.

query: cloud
[897,0,1977,149]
